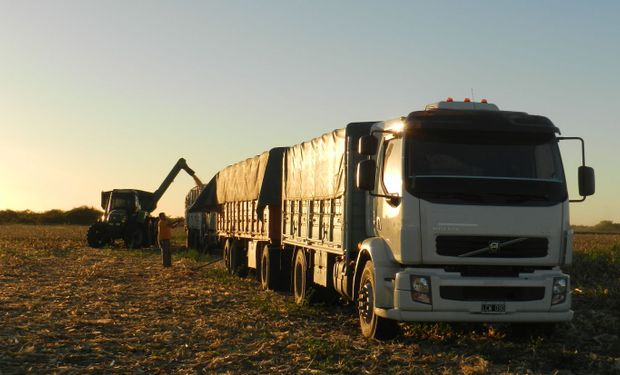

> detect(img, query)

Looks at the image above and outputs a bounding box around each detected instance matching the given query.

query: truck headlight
[552,277,568,305]
[410,275,432,304]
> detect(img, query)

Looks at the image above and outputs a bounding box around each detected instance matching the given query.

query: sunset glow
[0,1,618,225]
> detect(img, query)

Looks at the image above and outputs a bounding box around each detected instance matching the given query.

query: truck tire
[293,249,311,304]
[87,223,109,248]
[260,245,280,290]
[124,225,144,249]
[230,240,248,277]
[358,260,398,340]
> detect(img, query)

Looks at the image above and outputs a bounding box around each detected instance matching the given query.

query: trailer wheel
[223,239,232,273]
[293,249,310,304]
[200,235,210,254]
[260,245,280,290]
[358,260,398,340]
[87,223,109,248]
[230,240,248,278]
[186,229,194,249]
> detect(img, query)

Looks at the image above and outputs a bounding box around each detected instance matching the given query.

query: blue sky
[1,1,618,224]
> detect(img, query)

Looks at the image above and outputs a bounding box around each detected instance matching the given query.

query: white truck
[189,99,595,339]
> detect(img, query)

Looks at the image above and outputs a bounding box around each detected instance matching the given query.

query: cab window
[382,138,402,194]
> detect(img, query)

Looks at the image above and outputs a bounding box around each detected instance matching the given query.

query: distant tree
[65,206,102,225]
[593,220,620,232]
[0,207,103,225]
[39,209,66,225]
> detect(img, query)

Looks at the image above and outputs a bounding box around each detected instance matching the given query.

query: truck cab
[355,99,594,336]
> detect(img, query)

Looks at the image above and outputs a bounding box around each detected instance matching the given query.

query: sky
[0,1,618,225]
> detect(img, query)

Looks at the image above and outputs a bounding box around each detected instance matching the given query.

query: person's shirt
[158,219,172,241]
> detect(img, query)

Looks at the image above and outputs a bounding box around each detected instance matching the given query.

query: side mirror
[356,160,376,191]
[358,135,378,156]
[578,166,595,197]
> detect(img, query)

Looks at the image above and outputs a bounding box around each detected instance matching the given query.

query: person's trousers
[159,239,171,267]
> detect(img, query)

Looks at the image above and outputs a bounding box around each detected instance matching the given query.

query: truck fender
[353,237,400,309]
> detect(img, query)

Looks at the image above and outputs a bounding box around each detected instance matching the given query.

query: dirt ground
[0,225,618,374]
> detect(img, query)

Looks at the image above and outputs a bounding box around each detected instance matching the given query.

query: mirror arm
[371,129,401,138]
[369,192,401,205]
[557,136,586,166]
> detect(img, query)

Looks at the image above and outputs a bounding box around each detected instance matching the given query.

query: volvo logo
[459,237,528,257]
[488,241,501,254]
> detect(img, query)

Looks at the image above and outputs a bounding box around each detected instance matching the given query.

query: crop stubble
[0,225,618,374]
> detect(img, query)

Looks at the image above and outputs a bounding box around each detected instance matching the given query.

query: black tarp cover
[284,128,346,200]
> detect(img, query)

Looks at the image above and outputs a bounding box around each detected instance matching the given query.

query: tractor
[86,158,200,248]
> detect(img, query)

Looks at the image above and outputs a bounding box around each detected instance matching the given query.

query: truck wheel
[358,260,398,340]
[86,223,109,248]
[293,249,310,304]
[230,240,248,277]
[124,226,144,249]
[260,245,280,290]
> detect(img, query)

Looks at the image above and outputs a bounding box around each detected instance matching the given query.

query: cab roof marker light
[424,100,500,111]
[446,97,454,102]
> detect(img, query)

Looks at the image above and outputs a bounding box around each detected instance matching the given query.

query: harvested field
[0,225,619,374]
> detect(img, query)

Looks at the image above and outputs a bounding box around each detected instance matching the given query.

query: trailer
[188,148,288,283]
[189,99,595,339]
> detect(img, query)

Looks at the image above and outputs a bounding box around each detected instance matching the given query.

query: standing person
[158,212,178,267]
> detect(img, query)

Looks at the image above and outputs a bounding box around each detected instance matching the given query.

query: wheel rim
[359,279,374,324]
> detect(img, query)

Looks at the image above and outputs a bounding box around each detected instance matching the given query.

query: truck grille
[436,236,548,258]
[440,286,545,301]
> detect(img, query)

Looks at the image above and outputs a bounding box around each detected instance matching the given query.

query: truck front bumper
[375,267,573,323]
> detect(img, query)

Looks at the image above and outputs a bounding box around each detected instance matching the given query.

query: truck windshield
[406,131,567,205]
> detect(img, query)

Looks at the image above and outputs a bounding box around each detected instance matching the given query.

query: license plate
[481,303,506,314]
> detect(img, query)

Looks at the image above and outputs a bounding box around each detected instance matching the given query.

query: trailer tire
[200,235,210,254]
[87,223,109,248]
[293,249,311,304]
[223,239,232,273]
[230,240,248,278]
[358,260,398,340]
[187,229,194,249]
[260,245,280,290]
